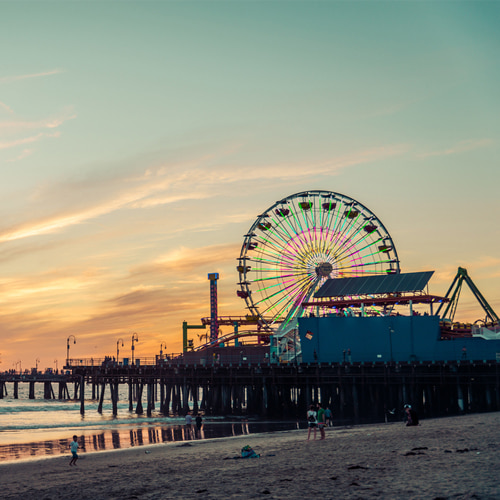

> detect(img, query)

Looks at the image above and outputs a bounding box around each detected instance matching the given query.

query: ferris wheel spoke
[253,275,309,313]
[258,275,316,320]
[324,201,347,252]
[334,235,384,265]
[252,243,300,265]
[330,210,363,256]
[260,224,306,260]
[280,209,315,252]
[270,215,309,257]
[332,229,379,263]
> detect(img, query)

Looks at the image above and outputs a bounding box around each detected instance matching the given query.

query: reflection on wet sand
[0,421,300,463]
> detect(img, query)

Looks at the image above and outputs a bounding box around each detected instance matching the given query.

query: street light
[54,359,58,373]
[66,335,76,367]
[116,338,124,362]
[131,333,139,365]
[35,358,40,372]
[160,342,167,358]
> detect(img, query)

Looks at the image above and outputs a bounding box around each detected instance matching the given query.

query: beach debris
[404,451,426,456]
[411,446,428,451]
[195,489,208,494]
[456,448,469,453]
[261,489,271,494]
[241,444,260,458]
[145,450,151,454]
[347,465,368,470]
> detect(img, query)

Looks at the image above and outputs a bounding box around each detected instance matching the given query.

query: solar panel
[314,271,434,298]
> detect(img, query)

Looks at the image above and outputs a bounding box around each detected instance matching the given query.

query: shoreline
[0,412,498,499]
[0,419,303,464]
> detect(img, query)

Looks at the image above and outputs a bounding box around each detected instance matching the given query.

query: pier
[2,359,499,423]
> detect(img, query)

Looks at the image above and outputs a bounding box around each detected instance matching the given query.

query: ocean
[0,382,301,463]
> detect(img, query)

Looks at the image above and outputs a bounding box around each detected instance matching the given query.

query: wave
[0,415,182,432]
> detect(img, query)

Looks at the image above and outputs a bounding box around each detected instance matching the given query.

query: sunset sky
[1,1,499,371]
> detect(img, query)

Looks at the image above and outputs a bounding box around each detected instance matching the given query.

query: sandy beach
[1,412,498,500]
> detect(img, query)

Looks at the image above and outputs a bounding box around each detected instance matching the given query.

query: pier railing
[66,351,270,368]
[65,355,183,368]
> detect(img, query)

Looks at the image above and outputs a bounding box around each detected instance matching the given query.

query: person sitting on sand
[69,435,79,466]
[307,404,318,440]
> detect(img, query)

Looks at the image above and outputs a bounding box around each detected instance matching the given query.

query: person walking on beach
[307,404,318,440]
[69,435,79,466]
[185,410,193,438]
[317,403,326,440]
[404,404,419,426]
[324,406,333,427]
[195,414,203,431]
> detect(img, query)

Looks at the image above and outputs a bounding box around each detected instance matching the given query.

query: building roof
[314,271,434,298]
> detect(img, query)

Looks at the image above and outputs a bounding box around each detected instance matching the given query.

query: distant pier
[2,359,499,423]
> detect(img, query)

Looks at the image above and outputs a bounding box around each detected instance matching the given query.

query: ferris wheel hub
[315,262,333,277]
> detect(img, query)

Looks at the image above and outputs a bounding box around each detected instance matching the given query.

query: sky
[1,1,499,371]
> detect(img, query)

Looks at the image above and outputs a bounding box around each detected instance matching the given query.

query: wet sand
[0,412,498,499]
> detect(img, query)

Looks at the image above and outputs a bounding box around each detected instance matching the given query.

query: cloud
[0,143,408,244]
[5,148,33,162]
[0,101,14,114]
[417,139,493,159]
[0,69,64,84]
[0,106,75,162]
[0,131,60,150]
[0,106,76,133]
[130,243,239,279]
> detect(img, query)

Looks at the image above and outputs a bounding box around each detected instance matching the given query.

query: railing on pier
[66,354,184,368]
[67,350,270,368]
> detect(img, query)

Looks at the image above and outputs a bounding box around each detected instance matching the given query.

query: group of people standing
[306,403,332,440]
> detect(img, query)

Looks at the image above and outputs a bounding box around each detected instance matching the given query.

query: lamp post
[66,335,76,367]
[131,333,139,365]
[35,358,40,372]
[160,342,167,359]
[116,338,124,362]
[54,359,58,373]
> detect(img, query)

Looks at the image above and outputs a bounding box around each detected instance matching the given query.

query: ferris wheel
[236,190,400,336]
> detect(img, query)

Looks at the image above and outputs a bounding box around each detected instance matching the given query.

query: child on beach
[69,435,79,466]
